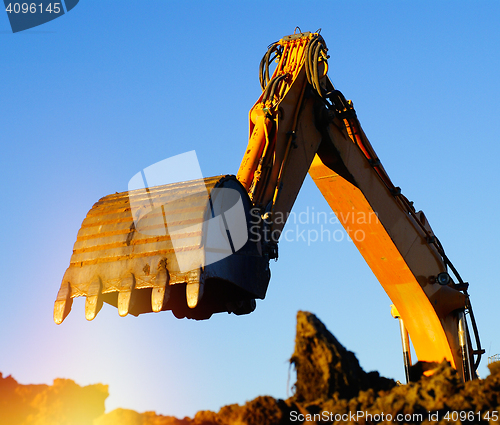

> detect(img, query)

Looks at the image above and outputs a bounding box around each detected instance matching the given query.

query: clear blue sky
[1,0,499,418]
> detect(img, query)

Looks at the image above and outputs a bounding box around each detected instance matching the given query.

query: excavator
[54,30,483,383]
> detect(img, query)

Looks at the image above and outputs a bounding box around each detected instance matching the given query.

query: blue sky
[1,0,499,418]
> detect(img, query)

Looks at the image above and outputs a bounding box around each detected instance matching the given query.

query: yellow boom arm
[235,31,482,380]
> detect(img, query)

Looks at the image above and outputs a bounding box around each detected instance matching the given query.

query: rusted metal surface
[55,175,270,323]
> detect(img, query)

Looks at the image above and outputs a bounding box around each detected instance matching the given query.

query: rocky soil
[0,373,107,424]
[2,311,499,424]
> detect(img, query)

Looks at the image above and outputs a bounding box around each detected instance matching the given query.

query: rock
[94,408,143,425]
[216,396,290,425]
[192,410,219,425]
[0,372,46,424]
[290,310,395,403]
[95,408,192,425]
[0,372,107,425]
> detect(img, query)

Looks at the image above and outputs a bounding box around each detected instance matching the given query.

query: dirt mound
[0,372,108,424]
[291,311,395,403]
[93,408,191,425]
[95,311,500,424]
[3,311,500,424]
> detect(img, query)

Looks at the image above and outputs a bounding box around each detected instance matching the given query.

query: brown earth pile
[2,311,499,424]
[0,373,107,424]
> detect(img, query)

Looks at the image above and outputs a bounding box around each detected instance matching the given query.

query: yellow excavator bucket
[54,175,270,324]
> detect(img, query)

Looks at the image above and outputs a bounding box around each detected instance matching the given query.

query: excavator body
[55,31,482,382]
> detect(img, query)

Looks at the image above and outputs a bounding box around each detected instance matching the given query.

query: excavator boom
[55,31,482,381]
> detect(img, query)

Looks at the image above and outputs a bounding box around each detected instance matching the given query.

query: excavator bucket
[54,175,270,324]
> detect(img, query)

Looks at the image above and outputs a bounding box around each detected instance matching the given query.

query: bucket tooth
[152,286,169,312]
[186,282,204,309]
[54,281,73,325]
[118,274,135,317]
[85,277,103,321]
[152,268,170,313]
